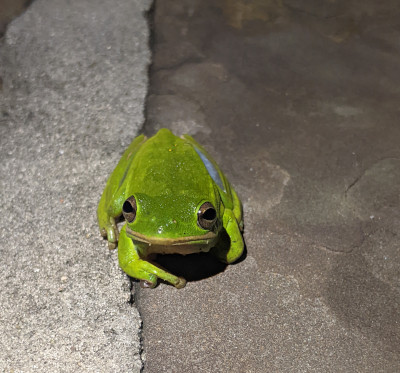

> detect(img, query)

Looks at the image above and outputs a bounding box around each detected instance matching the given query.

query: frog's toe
[174,277,187,289]
[105,226,119,249]
[140,279,157,288]
[138,273,158,289]
[100,228,107,237]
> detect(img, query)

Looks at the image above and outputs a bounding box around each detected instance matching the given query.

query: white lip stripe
[194,147,225,191]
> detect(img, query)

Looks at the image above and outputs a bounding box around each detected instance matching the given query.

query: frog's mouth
[126,227,218,255]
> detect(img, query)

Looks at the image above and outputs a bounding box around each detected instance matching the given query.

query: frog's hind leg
[118,226,186,289]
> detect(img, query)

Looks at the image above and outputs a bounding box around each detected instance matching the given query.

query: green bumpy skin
[97,128,244,288]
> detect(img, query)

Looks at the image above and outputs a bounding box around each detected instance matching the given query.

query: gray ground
[141,1,400,372]
[1,0,400,372]
[0,0,151,371]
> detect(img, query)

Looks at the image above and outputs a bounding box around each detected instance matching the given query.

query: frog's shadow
[151,229,247,283]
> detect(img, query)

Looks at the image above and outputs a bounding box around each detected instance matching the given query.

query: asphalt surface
[0,0,151,371]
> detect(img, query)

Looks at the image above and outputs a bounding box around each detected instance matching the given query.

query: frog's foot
[139,276,186,289]
[173,277,187,289]
[122,259,187,289]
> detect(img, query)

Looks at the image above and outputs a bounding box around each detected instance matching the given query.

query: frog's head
[123,192,222,255]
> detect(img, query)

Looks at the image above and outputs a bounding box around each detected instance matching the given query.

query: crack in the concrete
[344,173,363,197]
[128,278,146,373]
[344,156,400,198]
[132,3,156,371]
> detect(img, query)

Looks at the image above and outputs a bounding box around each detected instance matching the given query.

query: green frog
[97,129,244,288]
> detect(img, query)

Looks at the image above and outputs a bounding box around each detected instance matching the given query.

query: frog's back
[126,129,213,198]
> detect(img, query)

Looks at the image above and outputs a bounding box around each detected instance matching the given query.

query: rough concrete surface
[139,1,400,372]
[0,0,151,371]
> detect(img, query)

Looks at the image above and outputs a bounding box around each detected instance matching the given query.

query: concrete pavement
[0,0,151,371]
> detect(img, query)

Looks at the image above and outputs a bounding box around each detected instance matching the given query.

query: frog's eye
[197,202,217,230]
[122,196,137,223]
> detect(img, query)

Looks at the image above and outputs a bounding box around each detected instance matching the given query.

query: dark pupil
[123,201,134,213]
[202,208,216,221]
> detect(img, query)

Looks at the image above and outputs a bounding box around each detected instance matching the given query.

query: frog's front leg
[98,195,119,249]
[97,134,147,249]
[212,208,244,264]
[118,225,187,289]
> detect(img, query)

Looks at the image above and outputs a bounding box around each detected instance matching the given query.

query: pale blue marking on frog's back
[194,147,226,192]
